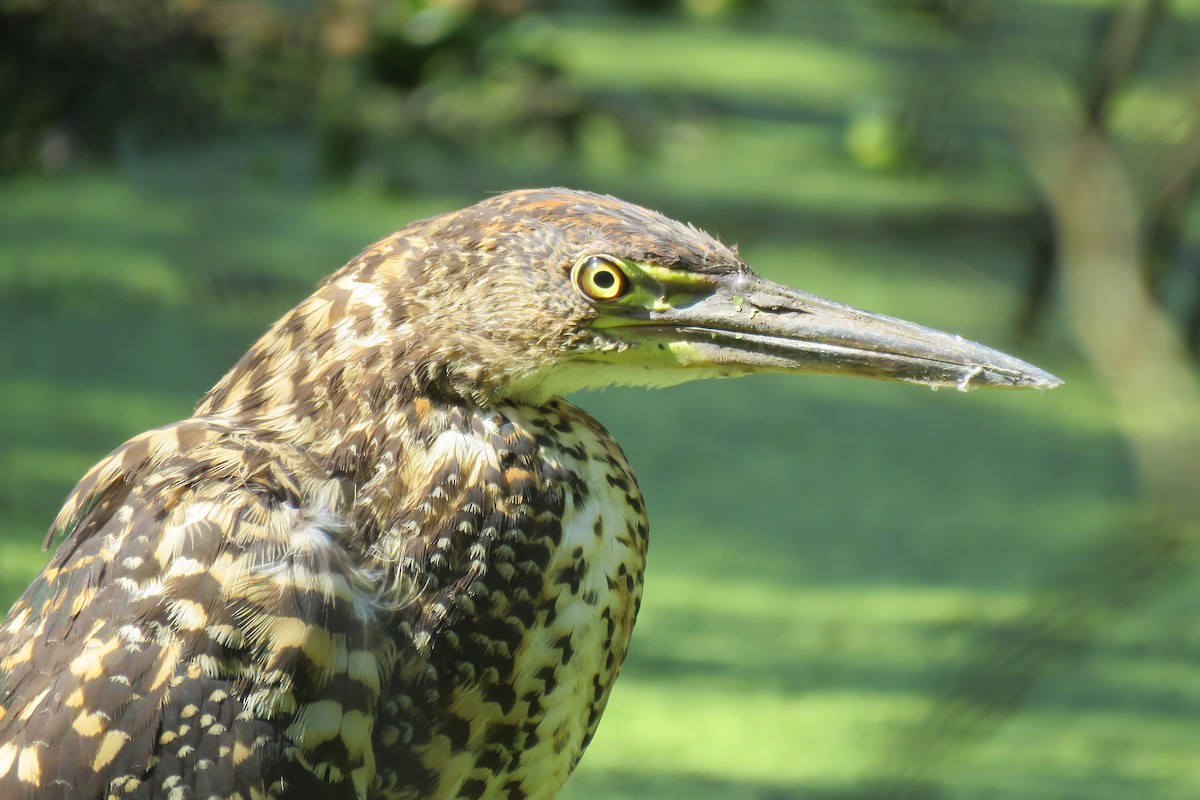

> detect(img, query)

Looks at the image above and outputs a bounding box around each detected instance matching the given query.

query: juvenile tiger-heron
[0,189,1059,799]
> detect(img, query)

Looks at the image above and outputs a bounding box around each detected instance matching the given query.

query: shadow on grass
[566,768,949,800]
[624,604,1200,719]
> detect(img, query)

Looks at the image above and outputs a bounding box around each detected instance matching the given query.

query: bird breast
[363,399,649,800]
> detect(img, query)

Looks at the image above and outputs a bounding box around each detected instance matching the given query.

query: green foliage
[0,0,595,177]
[0,0,224,169]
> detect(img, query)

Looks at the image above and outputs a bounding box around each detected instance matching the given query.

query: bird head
[361,188,1060,405]
[200,188,1059,421]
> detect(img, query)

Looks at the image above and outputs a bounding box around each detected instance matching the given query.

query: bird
[0,188,1060,800]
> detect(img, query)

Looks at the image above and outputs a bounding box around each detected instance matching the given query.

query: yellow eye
[573,255,630,302]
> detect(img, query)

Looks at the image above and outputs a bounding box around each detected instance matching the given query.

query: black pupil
[592,267,616,290]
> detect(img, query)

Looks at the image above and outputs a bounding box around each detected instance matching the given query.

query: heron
[0,188,1060,799]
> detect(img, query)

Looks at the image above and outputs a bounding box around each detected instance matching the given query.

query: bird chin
[502,352,750,405]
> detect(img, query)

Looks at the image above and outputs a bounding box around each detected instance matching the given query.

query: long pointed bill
[609,271,1062,391]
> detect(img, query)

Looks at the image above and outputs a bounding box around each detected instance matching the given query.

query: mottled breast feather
[364,399,647,800]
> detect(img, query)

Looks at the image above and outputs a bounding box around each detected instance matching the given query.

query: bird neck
[194,297,525,473]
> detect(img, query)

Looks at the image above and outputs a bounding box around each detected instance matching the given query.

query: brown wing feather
[0,420,386,800]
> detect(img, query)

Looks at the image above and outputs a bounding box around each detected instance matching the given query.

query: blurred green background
[2,0,1199,797]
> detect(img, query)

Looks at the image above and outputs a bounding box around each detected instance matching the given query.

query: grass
[1,2,1198,798]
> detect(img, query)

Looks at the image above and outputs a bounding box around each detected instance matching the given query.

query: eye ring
[573,255,630,302]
